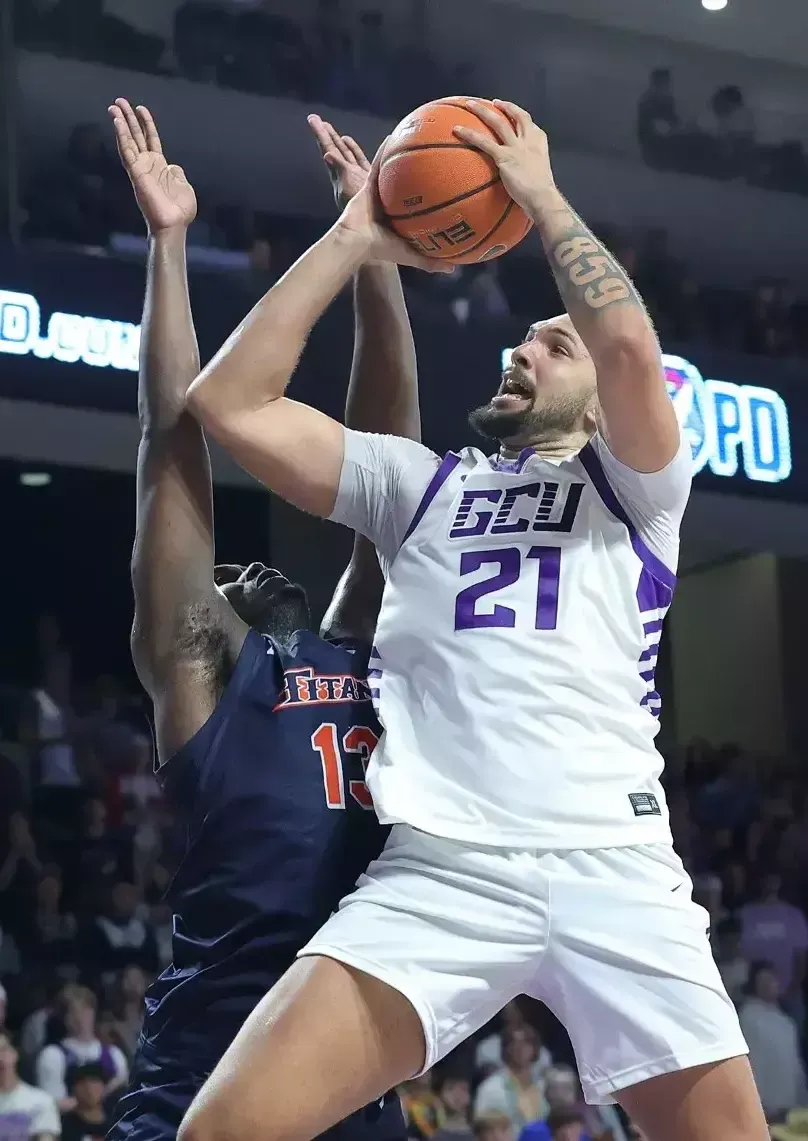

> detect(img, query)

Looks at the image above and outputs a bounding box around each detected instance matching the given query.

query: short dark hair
[69,1063,105,1090]
[435,1071,470,1094]
[547,1109,585,1137]
[650,68,671,84]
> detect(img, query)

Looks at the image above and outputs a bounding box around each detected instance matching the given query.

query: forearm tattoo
[549,226,638,313]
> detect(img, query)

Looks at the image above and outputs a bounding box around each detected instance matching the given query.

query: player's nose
[511,346,531,370]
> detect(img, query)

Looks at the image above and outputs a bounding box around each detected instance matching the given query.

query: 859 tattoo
[552,235,632,310]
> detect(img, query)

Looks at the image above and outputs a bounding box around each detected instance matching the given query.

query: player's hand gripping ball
[378,97,534,265]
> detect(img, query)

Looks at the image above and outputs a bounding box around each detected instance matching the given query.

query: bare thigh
[618,1056,768,1141]
[178,956,425,1141]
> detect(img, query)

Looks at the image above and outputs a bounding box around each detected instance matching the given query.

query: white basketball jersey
[331,429,691,849]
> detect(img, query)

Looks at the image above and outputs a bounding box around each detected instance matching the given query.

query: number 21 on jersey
[311,722,377,810]
[455,545,561,631]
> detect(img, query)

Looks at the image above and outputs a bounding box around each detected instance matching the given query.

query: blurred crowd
[14,0,463,120]
[17,114,808,363]
[11,3,808,363]
[2,618,808,1139]
[637,69,808,199]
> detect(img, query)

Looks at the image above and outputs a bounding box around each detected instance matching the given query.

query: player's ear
[585,400,601,437]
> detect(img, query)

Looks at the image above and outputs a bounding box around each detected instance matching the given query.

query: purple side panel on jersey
[637,566,674,615]
[491,447,533,473]
[578,443,677,591]
[579,442,673,720]
[402,452,462,545]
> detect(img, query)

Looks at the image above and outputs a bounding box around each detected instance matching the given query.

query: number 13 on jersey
[311,723,377,810]
[455,545,561,631]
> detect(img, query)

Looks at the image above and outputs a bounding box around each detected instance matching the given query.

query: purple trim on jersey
[637,565,674,616]
[491,447,533,473]
[578,442,677,591]
[402,452,462,544]
[643,618,665,636]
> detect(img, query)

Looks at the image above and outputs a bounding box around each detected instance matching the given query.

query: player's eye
[551,341,568,356]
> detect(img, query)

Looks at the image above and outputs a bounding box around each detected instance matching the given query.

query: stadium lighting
[19,471,51,487]
[702,0,728,10]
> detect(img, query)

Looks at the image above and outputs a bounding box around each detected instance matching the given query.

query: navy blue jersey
[109,628,404,1141]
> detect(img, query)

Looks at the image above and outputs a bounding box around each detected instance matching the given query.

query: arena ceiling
[499,0,808,70]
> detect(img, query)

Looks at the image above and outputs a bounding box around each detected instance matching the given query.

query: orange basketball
[378,97,533,265]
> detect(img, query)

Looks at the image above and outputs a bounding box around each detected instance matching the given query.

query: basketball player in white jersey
[182,101,767,1141]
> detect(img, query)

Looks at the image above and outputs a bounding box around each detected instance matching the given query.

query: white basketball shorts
[298,827,747,1104]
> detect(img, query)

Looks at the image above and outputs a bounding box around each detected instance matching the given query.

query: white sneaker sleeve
[329,429,442,572]
[588,430,692,569]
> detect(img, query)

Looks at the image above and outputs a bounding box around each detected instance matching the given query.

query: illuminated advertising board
[502,348,791,485]
[0,288,794,487]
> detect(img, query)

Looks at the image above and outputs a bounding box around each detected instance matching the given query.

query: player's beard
[468,389,594,448]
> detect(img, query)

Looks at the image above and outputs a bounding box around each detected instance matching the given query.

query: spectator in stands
[739,961,808,1118]
[35,985,127,1110]
[539,1065,627,1141]
[20,648,80,798]
[473,1112,513,1141]
[475,1003,551,1080]
[82,676,141,780]
[745,280,797,358]
[0,813,43,941]
[80,884,158,983]
[0,1029,60,1141]
[25,869,78,972]
[352,10,393,114]
[432,1074,474,1140]
[109,966,147,1059]
[714,917,750,1004]
[636,68,679,166]
[69,799,126,910]
[59,1064,108,1141]
[522,1108,588,1141]
[468,264,511,320]
[23,124,121,247]
[399,1071,442,1138]
[18,982,66,1068]
[474,1027,547,1131]
[739,871,808,1020]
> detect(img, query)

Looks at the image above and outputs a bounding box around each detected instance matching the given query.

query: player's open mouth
[492,373,533,411]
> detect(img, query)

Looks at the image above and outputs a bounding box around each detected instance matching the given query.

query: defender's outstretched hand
[108,98,197,234]
[308,114,370,208]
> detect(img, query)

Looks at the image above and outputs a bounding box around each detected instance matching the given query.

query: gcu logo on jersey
[448,481,584,540]
[275,669,372,710]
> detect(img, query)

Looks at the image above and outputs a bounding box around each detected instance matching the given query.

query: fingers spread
[493,99,533,133]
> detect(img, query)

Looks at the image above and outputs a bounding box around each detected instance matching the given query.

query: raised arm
[110,100,242,757]
[185,148,448,519]
[456,100,679,474]
[307,118,420,643]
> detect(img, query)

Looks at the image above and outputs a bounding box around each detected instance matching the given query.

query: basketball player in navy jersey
[104,99,418,1141]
